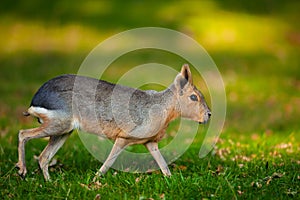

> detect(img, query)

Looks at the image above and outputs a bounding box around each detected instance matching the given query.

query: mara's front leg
[145,142,171,176]
[94,138,129,181]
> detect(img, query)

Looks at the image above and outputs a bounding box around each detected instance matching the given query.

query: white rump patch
[72,118,81,130]
[28,106,54,117]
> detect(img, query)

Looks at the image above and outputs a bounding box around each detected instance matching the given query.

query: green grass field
[0,1,299,199]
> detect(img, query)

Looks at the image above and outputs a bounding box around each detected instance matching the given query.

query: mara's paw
[15,162,27,178]
[93,171,104,182]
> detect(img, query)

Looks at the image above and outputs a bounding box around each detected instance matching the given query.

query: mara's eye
[190,94,198,101]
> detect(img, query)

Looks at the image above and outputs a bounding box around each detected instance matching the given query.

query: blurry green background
[0,0,299,136]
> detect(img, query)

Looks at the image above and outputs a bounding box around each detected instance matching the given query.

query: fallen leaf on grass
[251,133,259,140]
[80,183,90,190]
[286,189,297,196]
[266,178,272,185]
[265,129,273,136]
[146,169,160,175]
[0,128,9,137]
[160,193,165,199]
[178,165,187,171]
[251,181,262,188]
[263,173,284,185]
[171,163,187,171]
[269,150,282,158]
[216,165,223,174]
[210,165,224,176]
[275,142,293,150]
[238,164,244,168]
[237,190,244,195]
[232,155,251,162]
[215,147,231,161]
[253,172,285,187]
[271,172,284,178]
[80,181,106,191]
[94,194,101,200]
[135,177,141,183]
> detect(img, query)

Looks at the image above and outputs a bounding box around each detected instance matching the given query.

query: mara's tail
[23,111,30,116]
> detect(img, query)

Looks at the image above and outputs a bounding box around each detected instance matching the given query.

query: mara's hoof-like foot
[93,171,104,182]
[16,162,27,178]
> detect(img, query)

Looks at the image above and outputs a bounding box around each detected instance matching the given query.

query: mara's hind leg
[16,108,72,179]
[38,133,71,181]
[16,127,50,178]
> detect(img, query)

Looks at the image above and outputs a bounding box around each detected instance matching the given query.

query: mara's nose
[207,111,211,118]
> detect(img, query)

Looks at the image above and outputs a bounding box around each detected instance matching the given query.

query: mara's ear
[181,64,193,85]
[174,64,193,95]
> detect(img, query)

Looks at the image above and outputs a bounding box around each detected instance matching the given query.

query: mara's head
[173,64,211,124]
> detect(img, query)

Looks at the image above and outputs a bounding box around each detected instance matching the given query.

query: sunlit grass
[0,20,110,54]
[0,1,296,57]
[186,10,289,55]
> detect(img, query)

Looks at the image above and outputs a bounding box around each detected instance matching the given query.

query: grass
[1,132,299,199]
[0,0,300,199]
